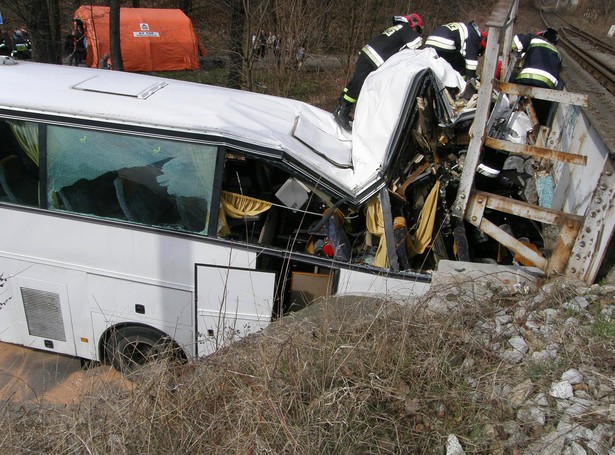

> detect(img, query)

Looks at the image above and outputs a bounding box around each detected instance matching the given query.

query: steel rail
[540,9,615,96]
[558,31,615,95]
[561,26,615,56]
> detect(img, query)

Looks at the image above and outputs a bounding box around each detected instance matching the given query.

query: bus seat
[114,176,178,226]
[0,154,39,206]
[57,172,123,218]
[176,196,208,232]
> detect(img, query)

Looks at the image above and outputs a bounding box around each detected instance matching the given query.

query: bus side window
[0,154,39,206]
[46,125,216,233]
[0,119,40,207]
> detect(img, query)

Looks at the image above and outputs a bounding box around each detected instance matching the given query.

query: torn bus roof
[0,50,472,206]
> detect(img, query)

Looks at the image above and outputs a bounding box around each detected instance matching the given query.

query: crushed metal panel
[292,110,353,168]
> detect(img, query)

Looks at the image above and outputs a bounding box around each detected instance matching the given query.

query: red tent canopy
[74,6,207,72]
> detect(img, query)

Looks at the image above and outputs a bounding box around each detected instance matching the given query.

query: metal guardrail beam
[484,136,588,165]
[494,80,589,106]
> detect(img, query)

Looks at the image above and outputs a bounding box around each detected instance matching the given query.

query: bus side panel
[196,265,275,357]
[0,208,261,361]
[9,275,77,356]
[86,274,194,359]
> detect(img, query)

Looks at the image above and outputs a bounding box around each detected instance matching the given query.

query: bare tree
[227,0,245,89]
[179,0,193,16]
[0,0,63,63]
[109,0,123,70]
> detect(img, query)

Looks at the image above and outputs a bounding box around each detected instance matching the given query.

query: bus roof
[0,50,466,204]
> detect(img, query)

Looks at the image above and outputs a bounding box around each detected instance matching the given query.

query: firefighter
[0,27,12,56]
[424,21,487,80]
[333,13,424,132]
[512,27,562,125]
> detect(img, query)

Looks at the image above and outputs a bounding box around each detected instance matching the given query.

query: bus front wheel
[105,326,177,375]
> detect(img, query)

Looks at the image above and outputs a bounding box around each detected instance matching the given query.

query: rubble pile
[432,278,615,455]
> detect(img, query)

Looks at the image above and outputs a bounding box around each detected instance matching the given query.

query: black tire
[106,326,176,375]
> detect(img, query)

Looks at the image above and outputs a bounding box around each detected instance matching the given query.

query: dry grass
[2,279,613,454]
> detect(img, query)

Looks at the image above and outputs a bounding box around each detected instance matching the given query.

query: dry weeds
[2,278,612,454]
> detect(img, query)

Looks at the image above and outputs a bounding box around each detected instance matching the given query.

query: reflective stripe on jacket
[361,23,422,68]
[514,35,562,88]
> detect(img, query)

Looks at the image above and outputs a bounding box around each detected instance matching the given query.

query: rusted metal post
[452,0,517,220]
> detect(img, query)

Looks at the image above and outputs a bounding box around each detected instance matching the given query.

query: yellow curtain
[9,121,39,166]
[221,191,272,217]
[218,191,272,236]
[408,180,440,257]
[366,196,387,268]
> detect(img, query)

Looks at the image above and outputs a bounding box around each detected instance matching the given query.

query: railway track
[541,9,615,95]
[538,9,615,156]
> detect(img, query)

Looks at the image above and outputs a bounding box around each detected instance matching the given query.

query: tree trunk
[109,0,124,71]
[21,0,62,63]
[178,0,193,16]
[227,0,245,89]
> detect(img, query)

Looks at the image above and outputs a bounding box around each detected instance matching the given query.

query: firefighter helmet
[404,13,424,34]
[540,27,559,44]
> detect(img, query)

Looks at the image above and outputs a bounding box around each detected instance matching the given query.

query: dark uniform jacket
[512,33,562,89]
[424,22,482,79]
[362,21,423,68]
[342,19,422,103]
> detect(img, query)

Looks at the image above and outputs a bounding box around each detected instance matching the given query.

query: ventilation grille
[21,287,66,342]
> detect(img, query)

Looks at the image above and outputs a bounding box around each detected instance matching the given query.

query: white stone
[500,349,524,363]
[563,296,590,312]
[569,441,588,455]
[531,392,549,407]
[517,406,546,426]
[446,434,465,455]
[509,336,528,353]
[562,369,584,385]
[526,431,565,455]
[550,381,574,399]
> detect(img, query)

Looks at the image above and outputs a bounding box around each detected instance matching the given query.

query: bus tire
[106,326,176,375]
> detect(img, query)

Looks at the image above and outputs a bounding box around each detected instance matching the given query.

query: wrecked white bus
[0,52,464,372]
[0,22,612,373]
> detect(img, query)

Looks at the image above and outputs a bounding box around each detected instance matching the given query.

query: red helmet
[404,13,424,34]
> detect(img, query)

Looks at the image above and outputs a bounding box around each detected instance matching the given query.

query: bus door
[195,264,275,357]
[10,276,77,356]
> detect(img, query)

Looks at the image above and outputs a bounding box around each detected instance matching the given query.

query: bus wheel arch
[100,324,187,374]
